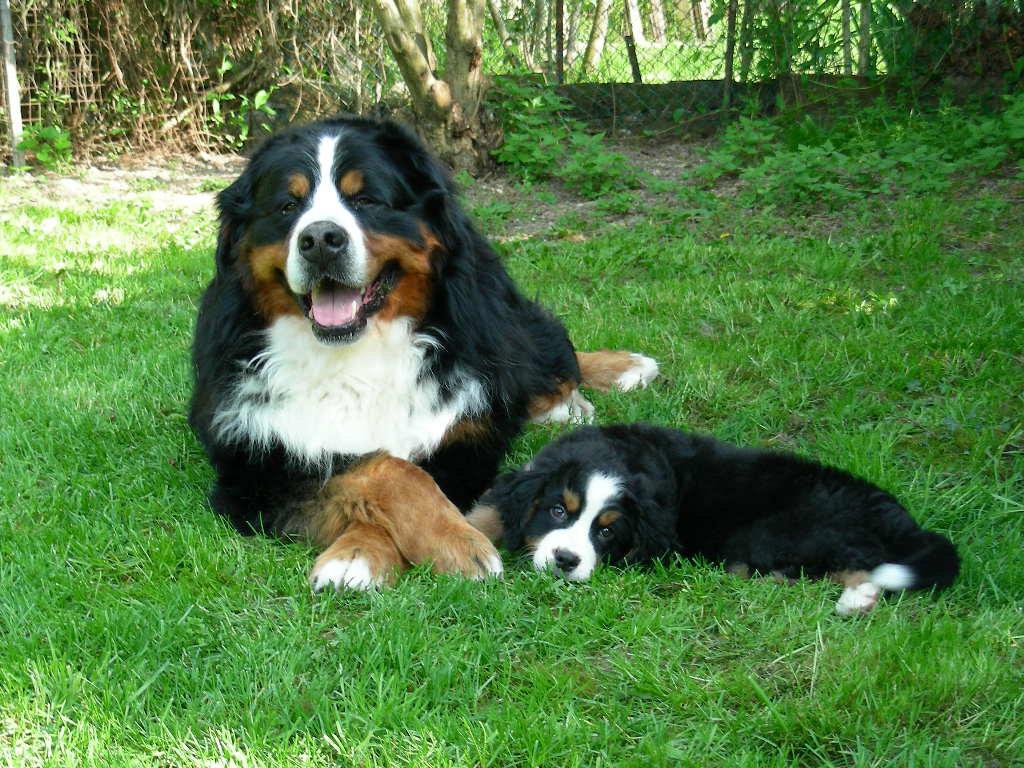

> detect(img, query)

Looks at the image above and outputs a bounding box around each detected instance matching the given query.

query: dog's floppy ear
[214,170,253,271]
[372,120,471,252]
[474,467,546,551]
[621,476,677,565]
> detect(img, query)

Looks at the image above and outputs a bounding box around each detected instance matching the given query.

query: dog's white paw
[310,556,382,592]
[615,354,659,391]
[835,581,880,616]
[531,389,595,425]
[473,552,504,580]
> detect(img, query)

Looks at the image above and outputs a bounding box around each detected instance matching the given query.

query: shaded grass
[1,156,1022,767]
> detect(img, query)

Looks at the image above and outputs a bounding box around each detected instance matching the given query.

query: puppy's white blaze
[310,556,380,592]
[615,353,659,391]
[871,563,916,591]
[285,133,368,293]
[212,315,488,467]
[532,472,622,581]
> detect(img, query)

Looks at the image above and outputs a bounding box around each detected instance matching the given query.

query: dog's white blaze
[285,133,369,293]
[532,472,621,581]
[212,315,487,466]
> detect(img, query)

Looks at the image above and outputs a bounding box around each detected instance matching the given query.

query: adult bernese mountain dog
[189,116,658,592]
[468,424,959,614]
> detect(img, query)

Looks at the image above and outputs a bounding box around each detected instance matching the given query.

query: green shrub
[695,94,1024,209]
[16,125,73,170]
[489,79,640,199]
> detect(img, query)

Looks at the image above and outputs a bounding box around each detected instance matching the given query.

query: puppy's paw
[614,353,659,391]
[309,555,385,592]
[835,581,880,616]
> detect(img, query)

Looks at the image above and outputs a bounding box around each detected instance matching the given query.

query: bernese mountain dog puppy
[468,424,959,614]
[189,116,658,592]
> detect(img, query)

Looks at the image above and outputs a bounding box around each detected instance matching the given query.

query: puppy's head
[215,117,466,343]
[482,461,648,581]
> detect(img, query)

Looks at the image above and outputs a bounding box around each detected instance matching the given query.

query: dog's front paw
[432,529,504,580]
[309,554,385,592]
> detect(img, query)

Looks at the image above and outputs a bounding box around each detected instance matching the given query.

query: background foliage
[3,0,1023,160]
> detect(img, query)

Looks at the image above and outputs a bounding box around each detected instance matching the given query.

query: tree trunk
[722,0,738,110]
[692,0,708,40]
[857,0,871,75]
[648,0,668,44]
[625,0,648,46]
[739,0,756,81]
[581,0,611,73]
[842,0,852,75]
[565,0,583,66]
[1,0,24,167]
[529,0,546,70]
[487,0,521,68]
[372,0,494,171]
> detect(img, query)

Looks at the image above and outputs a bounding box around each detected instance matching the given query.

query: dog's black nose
[298,221,349,266]
[553,549,580,572]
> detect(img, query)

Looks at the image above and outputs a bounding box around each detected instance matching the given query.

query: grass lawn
[1,124,1022,767]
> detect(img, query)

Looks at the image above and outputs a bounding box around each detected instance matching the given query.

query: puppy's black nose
[298,221,349,266]
[553,549,580,572]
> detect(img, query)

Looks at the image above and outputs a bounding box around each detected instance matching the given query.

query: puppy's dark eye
[281,200,298,215]
[549,504,567,522]
[350,195,376,209]
[597,527,614,541]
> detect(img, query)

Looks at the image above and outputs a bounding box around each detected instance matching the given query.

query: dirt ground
[0,137,704,239]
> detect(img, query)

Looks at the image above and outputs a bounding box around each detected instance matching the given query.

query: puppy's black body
[475,424,958,611]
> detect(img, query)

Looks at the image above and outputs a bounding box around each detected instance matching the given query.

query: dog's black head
[478,434,675,579]
[215,116,467,344]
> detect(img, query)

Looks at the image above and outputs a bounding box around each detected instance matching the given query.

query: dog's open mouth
[300,263,399,343]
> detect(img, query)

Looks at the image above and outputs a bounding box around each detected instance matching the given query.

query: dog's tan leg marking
[329,454,503,580]
[576,350,659,392]
[726,562,751,579]
[310,520,407,591]
[465,502,504,543]
[528,379,594,424]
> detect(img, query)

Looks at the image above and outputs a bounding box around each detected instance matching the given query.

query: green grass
[2,123,1023,766]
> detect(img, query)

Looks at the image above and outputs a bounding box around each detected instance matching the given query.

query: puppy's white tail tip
[871,563,916,591]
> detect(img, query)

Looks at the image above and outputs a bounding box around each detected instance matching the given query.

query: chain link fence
[2,1,1022,162]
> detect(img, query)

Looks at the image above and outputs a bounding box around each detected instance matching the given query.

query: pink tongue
[310,283,361,327]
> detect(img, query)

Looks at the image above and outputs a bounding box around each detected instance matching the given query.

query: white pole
[1,0,25,167]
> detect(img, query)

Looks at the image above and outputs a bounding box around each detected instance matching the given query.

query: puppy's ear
[621,479,676,565]
[214,171,253,271]
[476,468,545,551]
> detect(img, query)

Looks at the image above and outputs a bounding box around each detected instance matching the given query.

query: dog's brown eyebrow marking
[563,489,581,514]
[597,510,621,528]
[287,173,310,198]
[339,169,364,197]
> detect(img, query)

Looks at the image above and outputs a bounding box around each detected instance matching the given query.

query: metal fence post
[1,0,24,167]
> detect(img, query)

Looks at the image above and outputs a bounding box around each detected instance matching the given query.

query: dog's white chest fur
[214,316,485,464]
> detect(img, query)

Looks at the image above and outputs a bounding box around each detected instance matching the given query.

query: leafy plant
[16,125,73,170]
[489,79,641,200]
[694,95,1024,209]
[208,60,277,148]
